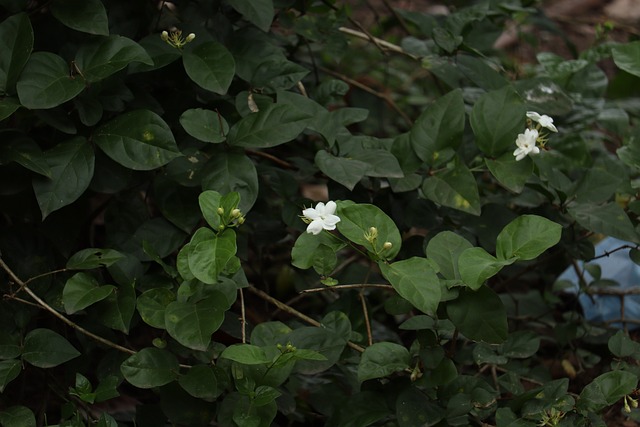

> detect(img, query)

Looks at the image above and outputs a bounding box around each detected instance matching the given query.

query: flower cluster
[513,111,557,161]
[161,29,196,49]
[301,201,341,235]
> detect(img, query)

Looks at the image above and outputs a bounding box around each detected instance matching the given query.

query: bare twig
[359,291,373,346]
[247,285,366,352]
[245,149,297,170]
[300,283,393,294]
[380,0,412,35]
[338,27,418,60]
[320,0,387,55]
[240,288,247,344]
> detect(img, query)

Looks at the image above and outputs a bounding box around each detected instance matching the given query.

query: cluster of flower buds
[513,111,558,161]
[161,29,196,49]
[364,226,392,253]
[276,342,297,354]
[217,206,245,230]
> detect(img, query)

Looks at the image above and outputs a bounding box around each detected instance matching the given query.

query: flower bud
[217,207,224,215]
[231,208,241,218]
[161,30,169,41]
[237,216,245,225]
[185,33,196,42]
[383,241,393,250]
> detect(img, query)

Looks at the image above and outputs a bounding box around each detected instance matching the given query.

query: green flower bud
[217,207,224,215]
[161,30,169,41]
[231,208,241,218]
[185,33,196,42]
[383,241,393,250]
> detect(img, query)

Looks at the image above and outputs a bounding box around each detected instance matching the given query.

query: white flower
[513,128,540,161]
[526,111,558,132]
[302,201,341,235]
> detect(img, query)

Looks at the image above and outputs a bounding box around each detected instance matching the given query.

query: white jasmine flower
[302,201,341,235]
[513,128,540,161]
[526,111,558,132]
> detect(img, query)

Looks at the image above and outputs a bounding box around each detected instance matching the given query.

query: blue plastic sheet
[556,237,640,329]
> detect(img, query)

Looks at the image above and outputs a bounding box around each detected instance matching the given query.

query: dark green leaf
[410,89,465,164]
[0,132,50,177]
[314,150,369,191]
[120,347,179,389]
[567,202,639,242]
[165,295,226,351]
[456,54,508,90]
[227,103,311,148]
[22,328,80,368]
[220,344,271,365]
[201,152,258,213]
[187,229,237,284]
[458,247,514,290]
[380,257,441,315]
[0,97,20,121]
[612,41,640,78]
[16,52,86,109]
[0,360,20,392]
[426,231,473,280]
[93,282,136,333]
[495,215,562,261]
[66,248,125,269]
[0,332,21,359]
[75,35,153,82]
[0,13,33,94]
[336,202,402,259]
[470,86,526,156]
[32,136,94,219]
[50,0,108,35]
[608,330,640,358]
[183,41,235,95]
[485,152,533,193]
[179,365,218,400]
[0,406,35,427]
[291,232,346,269]
[358,342,410,382]
[578,370,637,412]
[180,108,228,143]
[137,288,175,329]
[446,286,508,343]
[421,159,481,215]
[93,110,181,170]
[62,272,115,314]
[227,0,274,32]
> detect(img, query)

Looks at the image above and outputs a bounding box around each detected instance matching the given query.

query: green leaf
[22,328,80,368]
[396,387,445,427]
[16,52,86,109]
[137,288,175,329]
[0,97,20,121]
[180,108,229,143]
[182,41,235,95]
[421,159,481,215]
[379,258,441,315]
[93,109,181,170]
[120,347,179,389]
[63,272,116,314]
[50,0,108,35]
[187,229,237,284]
[578,370,637,412]
[446,286,508,344]
[0,13,33,94]
[66,248,125,269]
[470,85,526,156]
[129,34,182,73]
[495,215,562,261]
[227,0,274,32]
[312,245,337,275]
[252,58,309,92]
[201,152,258,213]
[198,190,223,230]
[165,295,226,351]
[75,35,153,82]
[426,231,473,280]
[357,342,410,382]
[612,41,640,78]
[0,360,21,392]
[291,232,346,269]
[354,148,404,178]
[220,344,271,365]
[0,406,35,427]
[410,89,465,164]
[501,331,540,358]
[456,54,509,90]
[32,136,94,219]
[285,327,346,374]
[179,365,219,400]
[458,247,514,290]
[336,203,402,259]
[314,150,369,191]
[485,152,533,193]
[0,132,50,177]
[608,330,640,358]
[93,282,136,333]
[0,332,21,359]
[567,202,639,242]
[227,103,311,148]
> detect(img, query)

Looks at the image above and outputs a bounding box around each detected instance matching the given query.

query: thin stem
[23,268,69,286]
[247,285,366,352]
[245,149,297,170]
[359,291,373,346]
[240,288,247,344]
[338,27,417,59]
[0,258,136,355]
[300,283,393,293]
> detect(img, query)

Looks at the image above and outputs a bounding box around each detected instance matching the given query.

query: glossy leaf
[380,257,441,315]
[567,202,639,243]
[458,247,514,290]
[50,0,108,35]
[485,152,533,193]
[22,329,80,368]
[446,286,508,344]
[0,132,50,177]
[612,41,640,78]
[0,406,36,427]
[32,136,94,219]
[179,365,219,400]
[314,150,369,191]
[470,85,526,156]
[137,288,175,329]
[120,348,179,389]
[220,344,271,365]
[183,41,235,95]
[187,229,237,284]
[336,202,402,259]
[75,35,153,82]
[180,108,229,143]
[578,370,637,412]
[0,97,20,121]
[227,0,274,32]
[410,88,465,164]
[0,360,20,392]
[426,231,473,280]
[291,232,346,269]
[63,272,116,314]
[201,152,258,213]
[358,342,410,382]
[66,248,125,269]
[93,110,181,170]
[165,295,226,351]
[495,215,562,261]
[93,282,136,333]
[421,160,481,215]
[16,52,86,109]
[0,13,33,94]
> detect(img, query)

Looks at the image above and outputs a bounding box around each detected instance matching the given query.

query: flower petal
[306,219,324,235]
[324,201,337,215]
[526,111,541,121]
[302,208,319,220]
[322,214,341,228]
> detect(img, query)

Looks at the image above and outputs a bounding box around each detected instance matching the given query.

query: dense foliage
[1,0,640,425]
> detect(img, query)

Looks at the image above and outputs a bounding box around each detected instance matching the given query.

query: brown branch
[337,27,418,60]
[320,0,388,55]
[359,291,373,346]
[245,149,297,170]
[300,283,393,293]
[239,288,247,344]
[247,285,366,352]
